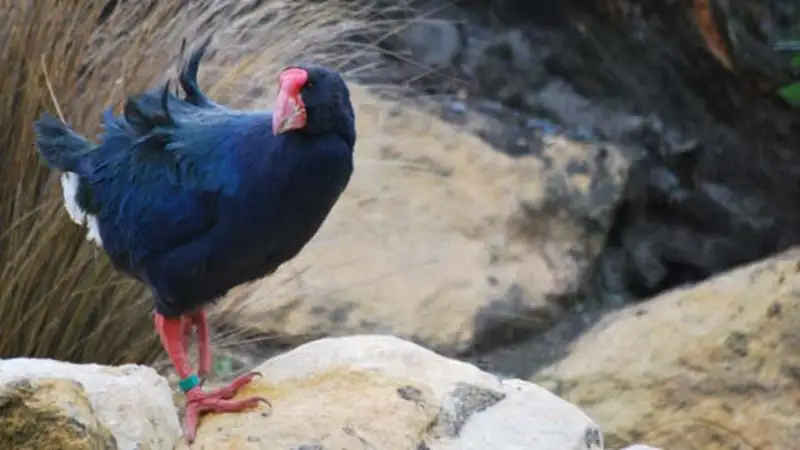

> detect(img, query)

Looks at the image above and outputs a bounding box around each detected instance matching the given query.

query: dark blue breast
[137,132,353,316]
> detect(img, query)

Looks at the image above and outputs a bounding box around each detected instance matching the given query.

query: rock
[379,0,800,308]
[403,20,463,69]
[212,86,631,355]
[530,247,800,449]
[180,335,603,450]
[0,359,180,450]
[464,29,545,108]
[0,378,116,449]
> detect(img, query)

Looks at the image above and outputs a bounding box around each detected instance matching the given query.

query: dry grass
[0,0,410,365]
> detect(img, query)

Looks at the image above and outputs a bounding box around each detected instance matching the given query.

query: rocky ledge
[6,243,794,449]
[0,334,662,450]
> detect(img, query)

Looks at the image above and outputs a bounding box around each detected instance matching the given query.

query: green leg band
[178,374,201,393]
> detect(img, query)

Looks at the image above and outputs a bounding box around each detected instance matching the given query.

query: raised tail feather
[35,38,216,171]
[34,113,95,173]
[178,35,217,108]
[117,36,220,141]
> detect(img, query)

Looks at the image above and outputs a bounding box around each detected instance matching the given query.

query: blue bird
[34,37,355,442]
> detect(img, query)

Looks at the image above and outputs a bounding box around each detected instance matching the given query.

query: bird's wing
[89,85,265,273]
[88,137,224,275]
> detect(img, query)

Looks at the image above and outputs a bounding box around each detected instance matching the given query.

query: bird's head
[271,64,355,137]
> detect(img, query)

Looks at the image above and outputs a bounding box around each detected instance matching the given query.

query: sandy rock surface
[181,334,604,450]
[533,247,800,449]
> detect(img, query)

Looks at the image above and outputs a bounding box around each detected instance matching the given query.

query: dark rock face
[427,383,507,438]
[375,0,800,305]
[551,2,800,302]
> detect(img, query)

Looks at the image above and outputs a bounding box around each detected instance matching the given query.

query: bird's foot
[183,371,271,443]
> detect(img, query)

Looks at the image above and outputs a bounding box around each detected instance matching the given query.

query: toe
[202,371,263,399]
[183,405,200,443]
[221,396,267,411]
[232,371,262,385]
[193,396,266,413]
[180,394,268,443]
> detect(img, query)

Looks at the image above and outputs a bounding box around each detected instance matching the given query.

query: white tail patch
[60,172,103,246]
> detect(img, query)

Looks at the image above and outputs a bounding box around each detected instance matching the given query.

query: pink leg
[182,317,193,350]
[186,309,212,378]
[155,312,269,443]
[155,314,194,380]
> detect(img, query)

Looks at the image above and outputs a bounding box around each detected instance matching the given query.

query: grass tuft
[0,0,159,365]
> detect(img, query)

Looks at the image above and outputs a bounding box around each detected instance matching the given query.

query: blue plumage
[35,40,355,318]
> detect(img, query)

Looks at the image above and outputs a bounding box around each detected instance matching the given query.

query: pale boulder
[532,247,800,449]
[0,359,180,450]
[182,335,604,450]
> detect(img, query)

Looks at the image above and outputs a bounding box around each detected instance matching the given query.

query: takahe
[34,38,355,442]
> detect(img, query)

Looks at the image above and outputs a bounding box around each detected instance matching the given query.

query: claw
[184,396,267,442]
[181,371,269,443]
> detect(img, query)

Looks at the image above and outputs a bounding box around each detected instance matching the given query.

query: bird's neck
[333,115,356,149]
[303,104,356,149]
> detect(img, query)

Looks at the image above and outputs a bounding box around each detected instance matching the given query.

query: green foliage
[777,82,800,106]
[776,41,800,107]
[212,354,235,378]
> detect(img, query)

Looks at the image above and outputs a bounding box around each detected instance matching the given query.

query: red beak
[272,68,309,135]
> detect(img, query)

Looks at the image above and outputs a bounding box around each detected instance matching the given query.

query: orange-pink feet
[182,372,271,443]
